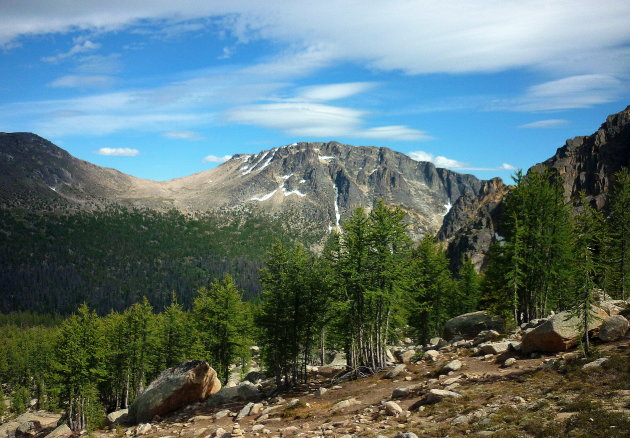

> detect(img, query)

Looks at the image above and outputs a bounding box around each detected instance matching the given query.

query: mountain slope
[0,136,486,240]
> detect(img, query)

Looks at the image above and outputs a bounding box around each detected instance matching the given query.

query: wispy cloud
[4,2,630,77]
[408,150,516,172]
[515,74,624,111]
[49,75,115,89]
[163,130,206,141]
[95,147,139,156]
[202,154,231,163]
[227,102,427,140]
[42,40,101,63]
[294,82,377,101]
[519,119,568,129]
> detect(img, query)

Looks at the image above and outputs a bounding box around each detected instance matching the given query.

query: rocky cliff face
[438,105,630,271]
[530,105,630,209]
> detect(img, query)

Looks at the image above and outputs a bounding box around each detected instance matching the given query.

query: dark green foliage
[605,168,630,300]
[257,242,329,386]
[10,385,29,414]
[191,275,252,384]
[54,303,105,431]
[333,201,412,370]
[156,294,191,370]
[408,235,457,344]
[483,170,575,324]
[0,207,299,314]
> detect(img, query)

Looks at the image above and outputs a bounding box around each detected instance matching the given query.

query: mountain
[0,135,486,240]
[438,105,630,269]
[530,105,630,209]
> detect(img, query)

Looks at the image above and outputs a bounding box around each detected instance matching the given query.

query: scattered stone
[472,330,501,346]
[206,381,261,407]
[394,433,419,438]
[503,358,517,367]
[396,349,416,364]
[403,337,414,345]
[582,357,610,370]
[129,360,221,423]
[429,337,449,349]
[479,342,510,355]
[423,350,440,362]
[443,311,504,341]
[441,359,463,374]
[249,402,264,417]
[136,423,152,435]
[236,402,254,420]
[212,427,227,438]
[330,398,359,413]
[281,425,299,436]
[452,414,470,425]
[412,389,461,408]
[442,375,462,386]
[385,364,406,379]
[316,387,328,397]
[384,401,404,416]
[598,315,629,342]
[214,409,231,420]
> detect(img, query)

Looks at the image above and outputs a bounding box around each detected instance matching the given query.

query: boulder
[598,315,629,342]
[395,349,416,364]
[441,360,462,374]
[521,307,609,354]
[384,364,406,379]
[330,398,359,413]
[15,421,41,438]
[428,337,448,349]
[129,360,221,423]
[582,357,610,370]
[0,413,61,438]
[106,409,129,426]
[42,424,72,438]
[206,381,261,407]
[327,352,347,368]
[443,311,503,341]
[423,350,440,362]
[411,389,461,409]
[384,401,403,416]
[599,300,627,316]
[479,342,510,355]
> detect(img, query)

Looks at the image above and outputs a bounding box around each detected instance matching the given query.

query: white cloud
[408,151,468,169]
[295,82,376,101]
[163,130,205,141]
[49,75,115,88]
[515,74,624,111]
[95,147,139,156]
[42,40,101,63]
[227,102,427,140]
[519,119,568,129]
[2,1,629,77]
[408,150,516,172]
[202,154,231,163]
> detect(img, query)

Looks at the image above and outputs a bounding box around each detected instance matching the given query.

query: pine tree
[257,243,330,386]
[157,293,191,370]
[54,303,105,431]
[571,194,607,357]
[408,235,454,344]
[192,275,252,384]
[455,257,481,315]
[606,168,630,299]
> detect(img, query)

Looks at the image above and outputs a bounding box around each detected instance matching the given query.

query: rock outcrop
[129,360,221,423]
[521,307,609,354]
[443,311,504,341]
[598,315,629,342]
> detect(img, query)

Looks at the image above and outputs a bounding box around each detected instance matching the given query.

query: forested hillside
[0,207,315,314]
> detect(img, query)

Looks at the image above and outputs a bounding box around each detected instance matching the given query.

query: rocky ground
[98,339,629,438]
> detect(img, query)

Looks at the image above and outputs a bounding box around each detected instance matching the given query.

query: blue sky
[1,1,629,182]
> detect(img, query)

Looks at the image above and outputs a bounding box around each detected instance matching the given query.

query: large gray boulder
[205,381,261,407]
[443,311,503,341]
[598,315,629,342]
[0,412,60,438]
[129,360,221,423]
[521,308,609,354]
